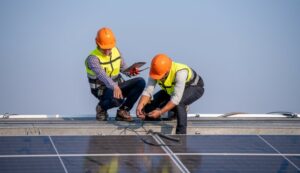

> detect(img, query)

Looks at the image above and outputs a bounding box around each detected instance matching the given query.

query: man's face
[160,72,169,81]
[101,48,112,56]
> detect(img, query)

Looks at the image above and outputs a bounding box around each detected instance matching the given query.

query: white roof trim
[0,113,298,119]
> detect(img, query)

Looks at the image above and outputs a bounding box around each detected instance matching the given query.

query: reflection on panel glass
[162,135,276,153]
[0,136,55,155]
[179,155,299,173]
[0,157,65,173]
[262,135,300,154]
[63,156,181,173]
[52,135,165,154]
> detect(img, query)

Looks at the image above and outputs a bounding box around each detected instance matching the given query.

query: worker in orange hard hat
[85,27,145,121]
[136,54,204,134]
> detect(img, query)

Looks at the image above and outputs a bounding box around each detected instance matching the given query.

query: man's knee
[143,103,154,113]
[176,103,187,113]
[135,77,146,89]
[100,98,123,110]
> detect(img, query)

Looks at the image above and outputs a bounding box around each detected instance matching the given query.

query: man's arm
[148,70,188,118]
[136,78,157,119]
[119,57,129,73]
[170,69,188,105]
[141,77,156,97]
[86,55,117,89]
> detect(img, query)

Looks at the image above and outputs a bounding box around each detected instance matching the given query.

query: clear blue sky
[0,0,299,115]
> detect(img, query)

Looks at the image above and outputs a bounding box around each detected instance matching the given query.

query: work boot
[115,109,133,122]
[96,105,108,121]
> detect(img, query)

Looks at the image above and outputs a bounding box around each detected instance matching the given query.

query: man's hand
[136,105,145,120]
[136,95,151,120]
[148,109,162,119]
[113,85,123,99]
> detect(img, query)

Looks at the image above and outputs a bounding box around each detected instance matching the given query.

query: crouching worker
[136,54,204,134]
[85,27,145,121]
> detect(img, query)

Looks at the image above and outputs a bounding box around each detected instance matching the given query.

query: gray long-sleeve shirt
[86,53,128,89]
[142,69,188,105]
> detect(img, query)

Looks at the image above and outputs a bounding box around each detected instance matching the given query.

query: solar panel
[159,135,276,153]
[0,135,299,173]
[0,136,55,155]
[178,155,298,173]
[0,157,65,173]
[62,155,181,173]
[50,135,165,154]
[261,135,300,154]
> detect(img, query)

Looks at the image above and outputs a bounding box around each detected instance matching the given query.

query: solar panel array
[0,135,299,173]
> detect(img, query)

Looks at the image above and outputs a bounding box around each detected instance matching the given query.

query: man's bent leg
[144,90,170,120]
[175,85,204,134]
[119,77,145,111]
[175,104,188,134]
[91,88,109,121]
[114,77,145,121]
[99,88,123,111]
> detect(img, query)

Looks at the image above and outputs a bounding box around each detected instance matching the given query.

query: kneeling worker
[136,54,204,134]
[85,27,145,121]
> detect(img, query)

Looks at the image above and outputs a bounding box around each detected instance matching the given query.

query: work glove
[130,67,140,75]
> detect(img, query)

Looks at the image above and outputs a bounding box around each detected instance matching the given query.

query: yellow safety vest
[157,62,192,95]
[85,47,121,78]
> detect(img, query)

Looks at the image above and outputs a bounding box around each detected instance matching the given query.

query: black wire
[119,120,180,147]
[147,129,180,142]
[122,126,169,147]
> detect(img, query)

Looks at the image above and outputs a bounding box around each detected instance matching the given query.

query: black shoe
[96,105,108,121]
[115,109,133,122]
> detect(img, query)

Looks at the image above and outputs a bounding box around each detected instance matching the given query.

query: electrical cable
[117,120,180,146]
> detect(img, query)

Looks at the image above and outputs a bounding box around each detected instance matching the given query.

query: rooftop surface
[0,115,299,136]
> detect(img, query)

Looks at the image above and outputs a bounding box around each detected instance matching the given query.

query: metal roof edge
[0,113,299,119]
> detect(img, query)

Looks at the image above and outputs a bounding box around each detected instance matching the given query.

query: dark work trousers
[144,80,204,134]
[95,77,145,111]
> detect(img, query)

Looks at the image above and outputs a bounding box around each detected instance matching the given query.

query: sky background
[0,0,299,116]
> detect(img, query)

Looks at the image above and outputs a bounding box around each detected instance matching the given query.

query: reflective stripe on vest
[157,62,192,95]
[85,47,121,78]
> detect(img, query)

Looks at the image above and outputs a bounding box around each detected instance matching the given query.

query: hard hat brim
[98,43,115,49]
[149,72,165,80]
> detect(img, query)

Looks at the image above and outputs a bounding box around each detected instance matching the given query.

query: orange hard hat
[149,54,172,80]
[95,27,116,49]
